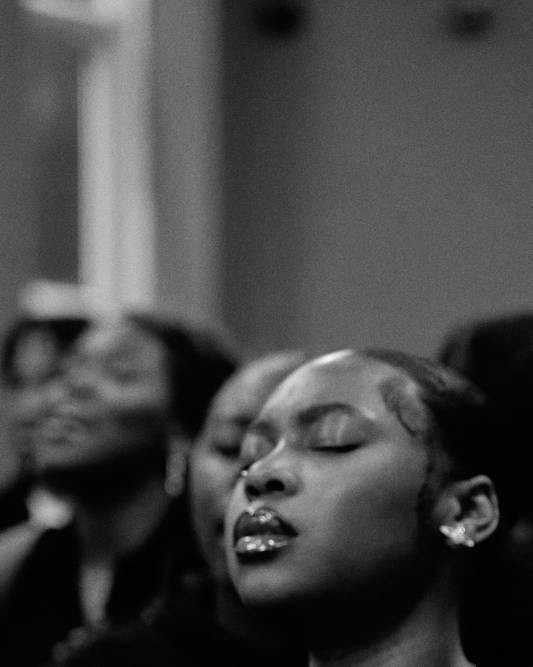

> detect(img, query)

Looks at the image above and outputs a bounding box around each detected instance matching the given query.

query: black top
[50,578,306,667]
[0,475,29,532]
[0,497,195,667]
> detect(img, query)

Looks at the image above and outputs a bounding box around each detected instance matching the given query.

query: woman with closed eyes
[226,349,515,667]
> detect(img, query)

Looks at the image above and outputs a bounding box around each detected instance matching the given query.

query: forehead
[260,352,424,431]
[74,320,165,364]
[211,360,298,423]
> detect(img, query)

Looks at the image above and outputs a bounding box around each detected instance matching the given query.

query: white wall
[0,2,78,484]
[153,0,224,327]
[0,1,37,484]
[221,0,533,356]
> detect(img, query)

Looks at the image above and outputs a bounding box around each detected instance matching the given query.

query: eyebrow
[250,402,358,436]
[246,418,277,441]
[219,415,254,432]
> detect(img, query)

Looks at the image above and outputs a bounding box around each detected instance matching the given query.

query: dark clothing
[0,475,29,532]
[0,497,195,667]
[52,579,306,667]
[461,542,533,667]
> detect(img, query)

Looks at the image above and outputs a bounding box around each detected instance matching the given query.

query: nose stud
[239,469,249,479]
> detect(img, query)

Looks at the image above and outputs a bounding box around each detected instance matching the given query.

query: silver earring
[240,469,249,479]
[439,523,475,548]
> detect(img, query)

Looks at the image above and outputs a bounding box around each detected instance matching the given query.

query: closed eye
[312,442,362,453]
[213,442,241,459]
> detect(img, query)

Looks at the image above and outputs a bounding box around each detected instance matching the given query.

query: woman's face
[226,352,434,616]
[189,356,304,585]
[33,319,171,474]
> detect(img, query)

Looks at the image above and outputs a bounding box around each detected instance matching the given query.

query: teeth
[235,535,289,555]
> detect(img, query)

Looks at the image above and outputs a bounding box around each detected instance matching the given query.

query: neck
[214,580,288,648]
[73,474,170,563]
[309,578,471,667]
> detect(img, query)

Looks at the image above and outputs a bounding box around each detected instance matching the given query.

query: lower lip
[40,419,91,445]
[235,534,291,556]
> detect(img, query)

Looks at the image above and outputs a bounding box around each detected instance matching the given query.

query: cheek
[225,483,247,564]
[189,463,215,526]
[99,386,171,434]
[100,376,170,413]
[14,390,44,421]
[196,458,237,521]
[190,455,232,527]
[112,406,167,432]
[307,452,427,561]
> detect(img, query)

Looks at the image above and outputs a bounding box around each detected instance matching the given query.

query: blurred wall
[0,2,78,331]
[153,0,224,326]
[221,0,533,356]
[0,2,38,330]
[0,2,78,485]
[0,2,37,486]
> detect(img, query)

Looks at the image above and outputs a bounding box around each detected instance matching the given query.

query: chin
[35,450,107,476]
[236,584,299,619]
[231,561,305,610]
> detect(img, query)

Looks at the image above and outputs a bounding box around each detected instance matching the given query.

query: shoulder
[54,583,216,667]
[0,521,78,607]
[53,620,178,667]
[0,521,43,600]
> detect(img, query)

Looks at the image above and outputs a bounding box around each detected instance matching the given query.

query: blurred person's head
[438,313,533,561]
[439,312,533,402]
[188,351,308,587]
[33,314,237,504]
[437,313,533,665]
[226,349,505,661]
[1,317,89,469]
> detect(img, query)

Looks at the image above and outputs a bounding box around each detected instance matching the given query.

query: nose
[243,453,299,501]
[59,364,96,401]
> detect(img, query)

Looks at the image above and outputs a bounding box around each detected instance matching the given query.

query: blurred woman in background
[0,315,89,532]
[0,313,236,666]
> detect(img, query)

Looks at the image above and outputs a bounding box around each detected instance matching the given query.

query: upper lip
[38,406,92,439]
[233,506,297,544]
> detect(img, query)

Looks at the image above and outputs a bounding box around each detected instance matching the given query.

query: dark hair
[437,315,533,514]
[1,317,90,387]
[126,314,238,439]
[363,349,511,513]
[437,316,533,665]
[439,313,533,403]
[363,348,526,664]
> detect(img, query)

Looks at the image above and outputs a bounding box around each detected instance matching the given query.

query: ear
[433,475,499,547]
[165,430,192,496]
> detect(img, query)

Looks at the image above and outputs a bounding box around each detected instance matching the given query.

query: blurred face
[189,355,304,584]
[33,320,171,474]
[8,329,62,464]
[226,352,435,617]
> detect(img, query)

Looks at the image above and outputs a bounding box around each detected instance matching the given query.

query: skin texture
[225,351,499,667]
[33,319,172,475]
[189,352,307,585]
[226,351,435,615]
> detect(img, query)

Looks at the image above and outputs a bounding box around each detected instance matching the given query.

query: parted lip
[233,506,297,543]
[38,406,93,443]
